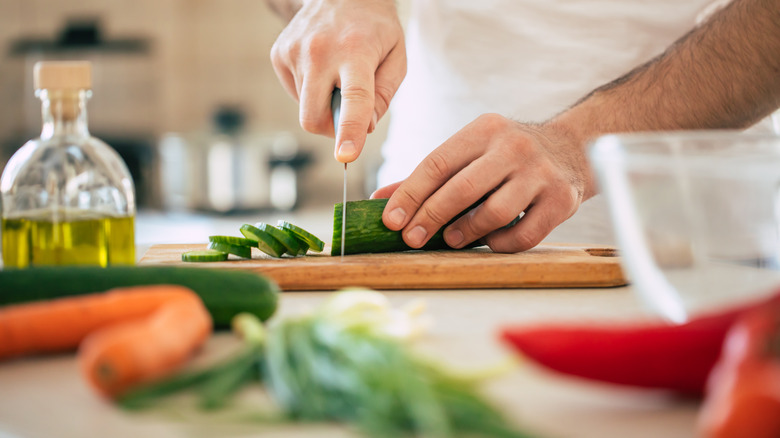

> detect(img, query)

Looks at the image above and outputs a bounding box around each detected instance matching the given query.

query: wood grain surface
[139,243,627,290]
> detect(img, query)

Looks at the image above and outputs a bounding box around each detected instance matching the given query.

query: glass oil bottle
[0,61,136,268]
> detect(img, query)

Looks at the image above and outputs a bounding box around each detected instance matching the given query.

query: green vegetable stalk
[264,311,528,437]
[119,290,533,438]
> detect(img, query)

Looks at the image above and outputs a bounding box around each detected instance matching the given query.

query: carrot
[0,285,212,398]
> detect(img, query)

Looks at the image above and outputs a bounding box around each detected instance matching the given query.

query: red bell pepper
[697,302,780,438]
[499,291,780,395]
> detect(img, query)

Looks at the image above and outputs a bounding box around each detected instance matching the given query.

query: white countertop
[0,206,703,438]
[0,287,699,438]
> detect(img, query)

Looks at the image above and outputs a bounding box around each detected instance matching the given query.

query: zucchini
[0,266,279,328]
[332,198,520,255]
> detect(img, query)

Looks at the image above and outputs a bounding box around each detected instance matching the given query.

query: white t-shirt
[377,0,763,245]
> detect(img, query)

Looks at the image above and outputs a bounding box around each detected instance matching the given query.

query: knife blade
[331,88,346,259]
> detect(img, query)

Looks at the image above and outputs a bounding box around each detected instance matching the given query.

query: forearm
[550,0,780,195]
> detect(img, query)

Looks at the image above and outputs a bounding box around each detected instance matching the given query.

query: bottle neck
[38,89,91,140]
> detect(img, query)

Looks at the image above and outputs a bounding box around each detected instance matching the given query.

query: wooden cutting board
[139,243,627,291]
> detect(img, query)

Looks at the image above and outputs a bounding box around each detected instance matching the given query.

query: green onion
[118,292,533,438]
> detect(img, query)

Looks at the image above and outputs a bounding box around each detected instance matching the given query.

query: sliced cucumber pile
[254,222,302,256]
[240,224,286,258]
[182,221,325,262]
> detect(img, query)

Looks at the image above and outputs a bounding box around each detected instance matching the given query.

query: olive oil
[0,62,136,269]
[1,213,134,268]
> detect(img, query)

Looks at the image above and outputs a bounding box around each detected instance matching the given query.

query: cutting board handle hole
[585,247,618,257]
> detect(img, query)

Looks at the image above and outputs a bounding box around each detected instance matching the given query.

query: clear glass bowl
[589,131,780,322]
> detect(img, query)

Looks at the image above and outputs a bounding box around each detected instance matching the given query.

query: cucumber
[331,198,520,255]
[277,220,325,252]
[0,266,279,327]
[207,240,252,259]
[239,224,286,258]
[182,249,229,262]
[254,222,301,256]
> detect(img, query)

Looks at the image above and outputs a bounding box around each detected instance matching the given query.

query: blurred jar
[158,106,312,213]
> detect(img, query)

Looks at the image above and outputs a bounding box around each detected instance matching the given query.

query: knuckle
[337,118,369,134]
[340,84,374,104]
[539,174,581,214]
[551,186,579,214]
[461,204,514,239]
[299,112,327,134]
[460,212,489,239]
[422,152,452,182]
[269,43,282,64]
[270,43,292,72]
[477,113,510,131]
[301,33,330,58]
[374,82,396,114]
[395,187,426,210]
[272,35,298,60]
[452,175,481,201]
[419,202,449,227]
[509,229,542,252]
[482,201,517,227]
[533,209,558,236]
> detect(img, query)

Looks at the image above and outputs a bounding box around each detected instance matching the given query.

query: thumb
[370,180,404,199]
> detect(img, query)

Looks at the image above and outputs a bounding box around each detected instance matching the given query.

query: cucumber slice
[277,220,325,252]
[254,222,301,256]
[239,224,286,258]
[181,249,229,262]
[207,241,252,259]
[296,241,310,256]
[208,235,256,247]
[273,226,311,257]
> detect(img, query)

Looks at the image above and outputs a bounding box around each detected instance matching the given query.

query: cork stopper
[34,61,92,91]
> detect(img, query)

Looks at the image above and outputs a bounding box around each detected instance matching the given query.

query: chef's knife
[331,88,346,259]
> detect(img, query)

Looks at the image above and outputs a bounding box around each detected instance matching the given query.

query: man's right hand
[270,0,406,163]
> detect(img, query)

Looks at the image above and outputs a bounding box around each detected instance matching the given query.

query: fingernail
[337,141,356,160]
[444,228,464,248]
[388,208,406,227]
[407,226,427,247]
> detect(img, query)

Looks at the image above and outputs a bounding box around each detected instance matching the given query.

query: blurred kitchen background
[0,0,397,227]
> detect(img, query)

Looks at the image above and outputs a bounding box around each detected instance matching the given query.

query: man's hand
[372,114,594,253]
[270,0,406,163]
[374,0,780,253]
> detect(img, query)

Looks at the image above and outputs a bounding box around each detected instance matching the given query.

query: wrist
[542,105,605,200]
